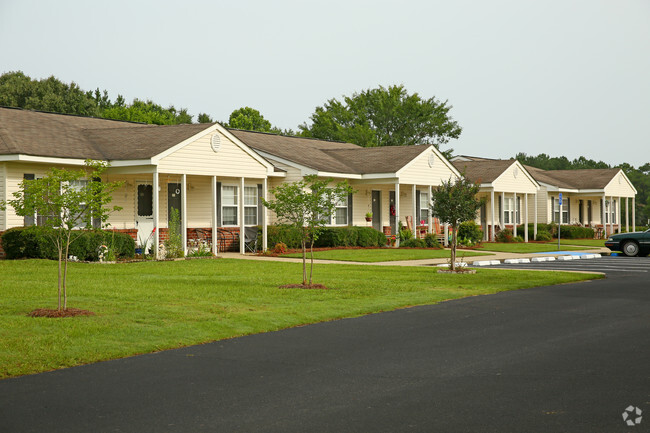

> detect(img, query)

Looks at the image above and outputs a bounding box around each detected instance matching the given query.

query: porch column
[608,195,613,237]
[395,182,400,247]
[632,197,636,232]
[444,223,449,247]
[428,185,433,234]
[534,192,538,240]
[617,196,622,233]
[625,197,629,233]
[263,178,268,251]
[153,169,159,260]
[490,189,495,242]
[513,193,517,238]
[181,174,187,256]
[524,193,529,242]
[601,196,606,235]
[501,191,505,233]
[211,176,218,256]
[412,184,417,234]
[240,177,245,254]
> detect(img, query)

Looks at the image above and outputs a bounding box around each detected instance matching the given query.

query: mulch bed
[28,308,96,318]
[437,269,477,274]
[279,283,332,290]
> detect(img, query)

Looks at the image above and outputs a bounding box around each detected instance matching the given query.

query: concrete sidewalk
[218,247,611,267]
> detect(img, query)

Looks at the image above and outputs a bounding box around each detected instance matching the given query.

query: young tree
[299,85,462,156]
[262,175,354,286]
[430,176,482,271]
[1,160,123,311]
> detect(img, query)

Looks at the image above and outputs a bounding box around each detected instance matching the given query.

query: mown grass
[281,248,490,262]
[0,258,601,379]
[544,239,607,248]
[477,242,593,253]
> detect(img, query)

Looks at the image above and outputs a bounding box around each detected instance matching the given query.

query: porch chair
[243,227,259,253]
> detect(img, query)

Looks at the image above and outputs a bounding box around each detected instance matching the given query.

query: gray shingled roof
[452,159,516,184]
[0,107,214,160]
[229,129,431,174]
[526,166,620,189]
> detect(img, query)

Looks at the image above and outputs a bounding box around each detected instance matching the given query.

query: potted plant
[365,211,373,222]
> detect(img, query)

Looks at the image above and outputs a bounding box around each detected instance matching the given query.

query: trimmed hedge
[458,221,483,244]
[1,226,135,260]
[267,225,387,249]
[515,223,594,240]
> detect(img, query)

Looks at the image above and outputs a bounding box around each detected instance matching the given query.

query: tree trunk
[450,224,457,271]
[63,233,70,310]
[309,238,315,285]
[57,247,62,311]
[301,237,307,286]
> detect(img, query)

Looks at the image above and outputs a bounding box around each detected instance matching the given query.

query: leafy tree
[101,99,193,125]
[0,71,100,116]
[0,161,123,311]
[228,106,273,132]
[262,175,354,285]
[299,85,462,155]
[197,112,214,123]
[430,176,482,271]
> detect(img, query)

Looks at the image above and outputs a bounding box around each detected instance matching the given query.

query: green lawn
[545,239,607,248]
[281,248,490,262]
[0,258,601,379]
[477,242,593,254]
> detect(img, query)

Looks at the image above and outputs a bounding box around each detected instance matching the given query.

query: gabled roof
[527,167,622,190]
[228,129,434,175]
[452,159,516,184]
[0,107,215,160]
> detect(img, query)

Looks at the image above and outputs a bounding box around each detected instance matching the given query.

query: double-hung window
[605,200,617,224]
[552,196,569,224]
[70,179,89,228]
[222,185,238,226]
[504,198,513,224]
[419,191,430,224]
[244,186,258,225]
[333,194,348,225]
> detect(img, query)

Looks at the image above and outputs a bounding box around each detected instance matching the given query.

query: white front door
[136,182,155,252]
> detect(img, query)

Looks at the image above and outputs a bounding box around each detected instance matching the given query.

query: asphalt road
[1,259,649,433]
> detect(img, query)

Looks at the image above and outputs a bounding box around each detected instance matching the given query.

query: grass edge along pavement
[280,248,490,262]
[0,258,602,379]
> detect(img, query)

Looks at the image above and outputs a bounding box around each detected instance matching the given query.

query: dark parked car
[605,229,650,257]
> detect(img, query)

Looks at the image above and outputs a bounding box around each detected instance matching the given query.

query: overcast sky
[1,0,648,166]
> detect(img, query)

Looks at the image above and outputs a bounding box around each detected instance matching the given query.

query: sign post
[558,193,562,250]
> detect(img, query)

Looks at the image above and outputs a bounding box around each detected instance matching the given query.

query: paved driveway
[1,262,648,432]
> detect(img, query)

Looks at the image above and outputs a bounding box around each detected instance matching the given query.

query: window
[419,191,429,223]
[605,200,617,224]
[504,198,513,224]
[244,186,258,225]
[222,185,238,226]
[334,194,348,225]
[70,179,89,228]
[552,196,569,224]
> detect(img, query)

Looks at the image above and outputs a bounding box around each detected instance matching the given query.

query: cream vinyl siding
[157,131,268,178]
[103,174,140,229]
[0,163,6,230]
[603,171,636,197]
[398,149,457,185]
[4,162,59,228]
[491,163,538,194]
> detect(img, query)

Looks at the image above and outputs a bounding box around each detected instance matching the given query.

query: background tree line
[516,153,650,227]
[1,71,647,227]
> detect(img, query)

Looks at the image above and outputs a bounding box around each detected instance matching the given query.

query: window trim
[220,184,239,227]
[243,186,258,226]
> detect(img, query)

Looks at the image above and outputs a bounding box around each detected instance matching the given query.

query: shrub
[495,228,514,243]
[513,235,524,243]
[399,238,426,248]
[267,225,303,249]
[423,233,442,249]
[557,225,594,239]
[1,226,135,260]
[164,208,184,258]
[457,221,483,244]
[535,231,552,242]
[273,242,287,254]
[267,225,387,249]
